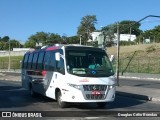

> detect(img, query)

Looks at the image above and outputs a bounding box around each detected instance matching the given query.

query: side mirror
[110,55,115,62]
[55,52,60,61]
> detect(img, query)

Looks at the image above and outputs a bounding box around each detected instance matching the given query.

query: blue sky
[0,0,160,43]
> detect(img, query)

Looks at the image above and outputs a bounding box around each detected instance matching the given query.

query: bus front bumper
[61,86,116,103]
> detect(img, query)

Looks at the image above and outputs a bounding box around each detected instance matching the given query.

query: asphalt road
[0,80,160,120]
[119,78,160,89]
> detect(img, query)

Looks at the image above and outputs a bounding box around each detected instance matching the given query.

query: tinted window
[23,54,29,69]
[37,52,45,70]
[43,51,56,71]
[49,52,56,70]
[43,52,51,70]
[32,52,39,70]
[27,53,33,69]
[56,50,65,74]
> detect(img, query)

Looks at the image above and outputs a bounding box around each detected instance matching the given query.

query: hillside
[107,43,160,58]
[107,43,160,74]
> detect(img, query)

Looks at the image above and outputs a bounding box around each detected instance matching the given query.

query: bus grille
[85,94,105,100]
[83,85,107,100]
[83,85,107,91]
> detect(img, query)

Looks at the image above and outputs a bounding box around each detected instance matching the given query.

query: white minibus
[21,44,117,108]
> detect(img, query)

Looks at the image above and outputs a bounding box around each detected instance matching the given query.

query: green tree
[0,42,5,50]
[101,24,116,47]
[66,36,79,44]
[0,36,21,50]
[25,32,49,48]
[47,33,62,45]
[77,15,97,44]
[103,20,142,36]
[119,20,142,36]
[1,36,10,42]
[10,40,21,50]
[137,25,160,43]
[24,32,63,48]
[24,40,35,48]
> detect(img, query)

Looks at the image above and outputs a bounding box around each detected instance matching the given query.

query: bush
[120,41,135,46]
[146,45,156,53]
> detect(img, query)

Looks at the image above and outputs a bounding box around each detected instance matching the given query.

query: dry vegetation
[107,43,160,58]
[107,43,160,74]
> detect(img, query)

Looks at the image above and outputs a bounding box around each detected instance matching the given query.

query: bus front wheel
[57,91,67,108]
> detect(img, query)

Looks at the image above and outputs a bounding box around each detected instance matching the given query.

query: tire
[97,102,107,108]
[30,85,37,97]
[57,91,67,108]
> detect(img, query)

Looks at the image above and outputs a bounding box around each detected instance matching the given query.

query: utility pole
[116,23,120,86]
[8,40,11,71]
[80,35,82,45]
[129,27,132,41]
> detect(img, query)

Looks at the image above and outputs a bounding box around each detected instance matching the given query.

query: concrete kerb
[0,72,21,81]
[119,76,160,81]
[119,72,160,81]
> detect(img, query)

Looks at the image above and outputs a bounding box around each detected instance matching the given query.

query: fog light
[72,96,75,99]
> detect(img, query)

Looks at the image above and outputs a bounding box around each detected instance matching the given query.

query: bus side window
[27,53,33,70]
[56,51,65,74]
[56,58,65,74]
[49,52,56,70]
[43,52,51,71]
[32,52,39,70]
[37,52,45,70]
[23,54,29,69]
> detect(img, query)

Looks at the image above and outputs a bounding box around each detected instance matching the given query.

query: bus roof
[24,44,104,54]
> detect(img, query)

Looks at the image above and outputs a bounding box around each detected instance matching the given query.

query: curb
[119,76,160,81]
[2,78,21,81]
[116,91,160,102]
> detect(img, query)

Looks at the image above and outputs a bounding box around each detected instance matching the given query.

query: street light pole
[8,40,11,71]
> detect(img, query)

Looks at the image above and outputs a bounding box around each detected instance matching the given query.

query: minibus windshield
[66,49,114,77]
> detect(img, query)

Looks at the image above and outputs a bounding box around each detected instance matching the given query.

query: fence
[0,51,26,57]
[0,61,21,69]
[0,57,160,74]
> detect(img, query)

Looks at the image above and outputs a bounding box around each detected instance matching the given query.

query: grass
[107,43,160,74]
[0,56,23,69]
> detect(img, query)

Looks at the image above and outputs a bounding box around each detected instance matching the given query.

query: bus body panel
[45,73,116,102]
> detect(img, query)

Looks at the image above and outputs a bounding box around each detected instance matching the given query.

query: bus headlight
[67,83,80,90]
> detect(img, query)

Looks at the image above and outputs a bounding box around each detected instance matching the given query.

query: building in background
[90,32,137,47]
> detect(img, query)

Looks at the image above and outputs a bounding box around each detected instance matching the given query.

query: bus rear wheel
[30,84,37,97]
[57,91,67,108]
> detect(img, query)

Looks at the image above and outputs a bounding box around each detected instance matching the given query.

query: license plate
[91,91,101,95]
